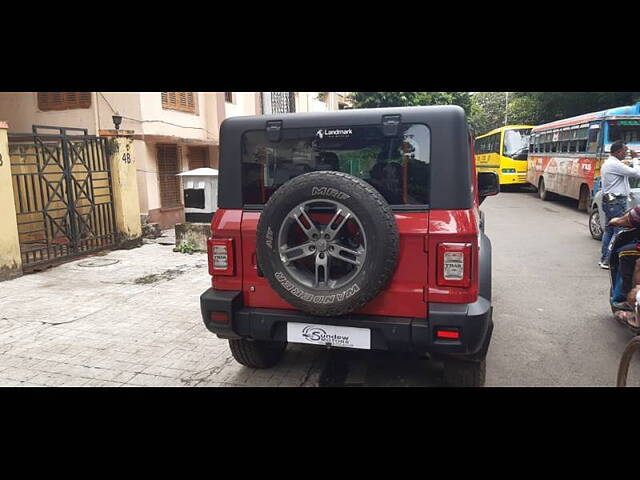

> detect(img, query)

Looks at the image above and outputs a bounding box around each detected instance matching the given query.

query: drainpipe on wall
[93,92,101,135]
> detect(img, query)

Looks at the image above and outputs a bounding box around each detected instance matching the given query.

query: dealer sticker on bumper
[287,322,371,350]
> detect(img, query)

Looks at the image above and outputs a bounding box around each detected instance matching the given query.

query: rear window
[241,124,430,206]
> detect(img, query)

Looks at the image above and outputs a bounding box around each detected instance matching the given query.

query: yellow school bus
[475,125,534,185]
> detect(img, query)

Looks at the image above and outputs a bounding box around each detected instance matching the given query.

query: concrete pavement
[1,191,638,387]
[0,236,322,387]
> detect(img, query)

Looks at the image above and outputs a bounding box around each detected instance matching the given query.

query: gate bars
[9,125,117,271]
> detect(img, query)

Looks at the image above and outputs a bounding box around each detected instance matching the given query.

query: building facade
[0,91,351,230]
[294,92,351,112]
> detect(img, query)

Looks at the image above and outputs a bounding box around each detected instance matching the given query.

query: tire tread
[257,171,400,317]
[228,339,286,369]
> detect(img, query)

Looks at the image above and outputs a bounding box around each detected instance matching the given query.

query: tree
[505,95,541,126]
[349,92,472,115]
[509,92,640,124]
[468,92,509,135]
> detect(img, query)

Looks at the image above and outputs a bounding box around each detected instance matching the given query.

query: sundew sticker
[287,322,371,350]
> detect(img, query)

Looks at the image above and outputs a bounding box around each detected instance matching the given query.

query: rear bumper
[200,289,493,359]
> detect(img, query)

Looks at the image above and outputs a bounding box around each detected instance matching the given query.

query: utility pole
[504,92,509,126]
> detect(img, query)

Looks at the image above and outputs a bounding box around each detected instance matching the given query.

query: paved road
[1,191,638,387]
[318,188,640,386]
[484,188,635,386]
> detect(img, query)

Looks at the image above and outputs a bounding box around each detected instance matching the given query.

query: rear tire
[539,178,553,201]
[228,339,287,369]
[256,171,399,317]
[578,185,590,212]
[443,358,486,387]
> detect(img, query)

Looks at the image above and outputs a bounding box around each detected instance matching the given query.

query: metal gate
[9,126,117,271]
[262,92,296,114]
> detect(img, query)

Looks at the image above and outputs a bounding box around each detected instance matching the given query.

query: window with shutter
[157,144,183,208]
[161,92,197,114]
[188,146,209,170]
[38,92,91,111]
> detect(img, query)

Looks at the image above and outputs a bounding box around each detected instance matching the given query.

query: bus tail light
[208,238,234,276]
[437,243,471,287]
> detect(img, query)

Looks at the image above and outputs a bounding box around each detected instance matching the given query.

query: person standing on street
[599,141,640,269]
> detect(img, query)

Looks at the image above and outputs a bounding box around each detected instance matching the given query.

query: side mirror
[478,171,500,204]
[512,152,528,160]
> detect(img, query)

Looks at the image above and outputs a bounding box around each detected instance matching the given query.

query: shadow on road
[316,348,444,387]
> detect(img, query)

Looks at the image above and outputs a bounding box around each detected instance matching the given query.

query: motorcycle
[608,226,640,333]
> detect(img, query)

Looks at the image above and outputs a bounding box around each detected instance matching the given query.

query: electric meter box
[177,168,219,223]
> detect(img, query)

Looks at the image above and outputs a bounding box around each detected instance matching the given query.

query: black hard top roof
[221,105,465,129]
[218,105,472,210]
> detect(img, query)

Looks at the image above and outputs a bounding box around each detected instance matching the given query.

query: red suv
[200,106,499,386]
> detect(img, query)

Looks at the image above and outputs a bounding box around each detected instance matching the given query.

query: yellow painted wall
[109,136,142,241]
[0,125,23,280]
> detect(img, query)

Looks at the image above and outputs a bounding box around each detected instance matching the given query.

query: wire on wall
[98,92,218,140]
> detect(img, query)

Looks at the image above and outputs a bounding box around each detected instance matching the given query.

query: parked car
[200,106,499,386]
[590,177,640,241]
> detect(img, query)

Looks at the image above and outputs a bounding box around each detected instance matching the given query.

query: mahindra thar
[200,106,498,386]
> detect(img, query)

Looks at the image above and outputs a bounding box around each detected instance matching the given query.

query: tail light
[210,311,229,324]
[437,243,471,287]
[435,328,461,340]
[207,238,234,276]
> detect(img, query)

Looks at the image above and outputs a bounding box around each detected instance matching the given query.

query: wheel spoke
[279,199,367,290]
[292,207,320,240]
[328,244,364,265]
[327,209,351,240]
[281,242,315,263]
[314,253,329,287]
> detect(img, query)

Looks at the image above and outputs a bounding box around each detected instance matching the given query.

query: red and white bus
[527,102,640,210]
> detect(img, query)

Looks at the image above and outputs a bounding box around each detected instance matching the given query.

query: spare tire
[256,171,399,317]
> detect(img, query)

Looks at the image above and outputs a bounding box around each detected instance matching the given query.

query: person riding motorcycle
[609,206,640,332]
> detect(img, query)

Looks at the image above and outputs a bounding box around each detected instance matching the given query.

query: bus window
[577,140,587,152]
[492,134,500,154]
[588,123,601,153]
[608,120,640,144]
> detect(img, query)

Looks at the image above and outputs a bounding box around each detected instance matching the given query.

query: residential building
[0,91,351,230]
[294,92,352,112]
[0,92,262,229]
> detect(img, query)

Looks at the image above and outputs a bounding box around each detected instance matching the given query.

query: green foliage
[349,92,472,116]
[469,92,640,136]
[505,95,540,126]
[350,92,640,137]
[508,92,640,125]
[468,92,509,135]
[175,239,196,255]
